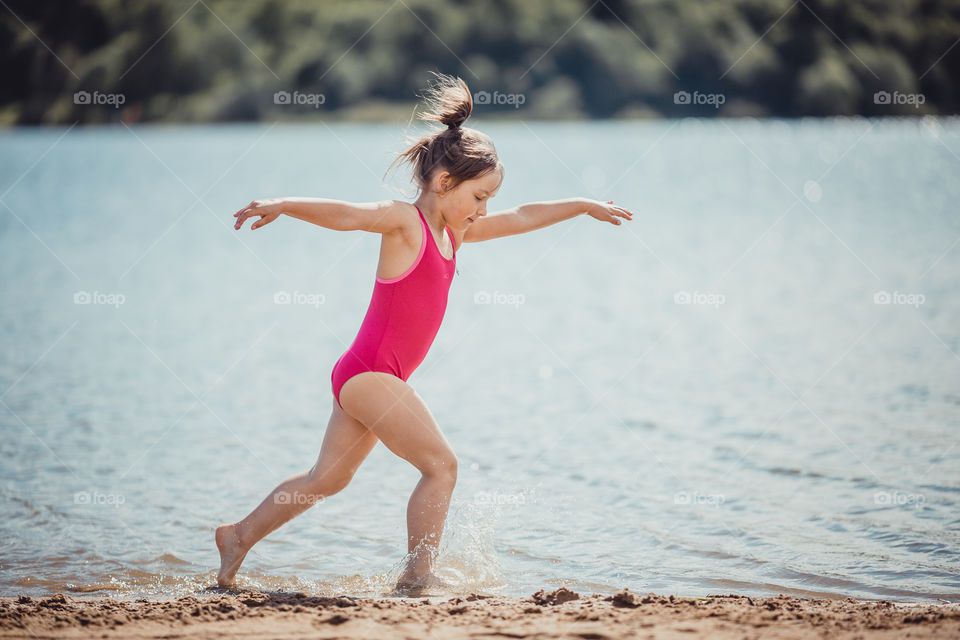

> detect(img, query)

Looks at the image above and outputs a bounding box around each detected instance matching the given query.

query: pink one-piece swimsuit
[330,204,457,409]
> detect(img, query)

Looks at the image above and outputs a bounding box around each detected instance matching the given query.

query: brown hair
[387,72,503,194]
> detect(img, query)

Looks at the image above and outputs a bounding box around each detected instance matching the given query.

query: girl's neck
[413,194,448,233]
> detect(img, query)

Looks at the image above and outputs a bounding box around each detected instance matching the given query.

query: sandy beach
[2,587,958,639]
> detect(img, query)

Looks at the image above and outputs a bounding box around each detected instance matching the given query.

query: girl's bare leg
[216,400,379,587]
[338,372,458,590]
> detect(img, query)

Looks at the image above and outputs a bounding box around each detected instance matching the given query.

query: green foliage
[797,50,860,115]
[0,0,957,123]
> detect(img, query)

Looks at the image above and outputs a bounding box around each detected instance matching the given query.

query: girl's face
[438,168,503,229]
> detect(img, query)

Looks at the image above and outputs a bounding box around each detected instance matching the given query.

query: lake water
[0,118,958,603]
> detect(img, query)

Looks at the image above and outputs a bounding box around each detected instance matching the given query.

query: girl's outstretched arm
[233,198,409,233]
[464,198,634,243]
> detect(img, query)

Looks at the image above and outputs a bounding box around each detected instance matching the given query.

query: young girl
[218,73,634,595]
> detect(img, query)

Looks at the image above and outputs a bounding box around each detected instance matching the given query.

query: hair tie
[447,122,460,130]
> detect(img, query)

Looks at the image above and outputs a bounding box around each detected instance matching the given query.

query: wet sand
[2,587,958,639]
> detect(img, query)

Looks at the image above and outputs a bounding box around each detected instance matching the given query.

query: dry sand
[2,587,958,639]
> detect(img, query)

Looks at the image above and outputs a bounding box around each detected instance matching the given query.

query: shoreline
[2,587,958,639]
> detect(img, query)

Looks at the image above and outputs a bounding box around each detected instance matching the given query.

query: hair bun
[418,72,472,130]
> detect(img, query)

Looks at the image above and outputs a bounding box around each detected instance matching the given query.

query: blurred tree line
[1,0,958,124]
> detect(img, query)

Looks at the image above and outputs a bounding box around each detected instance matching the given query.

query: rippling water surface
[0,118,958,603]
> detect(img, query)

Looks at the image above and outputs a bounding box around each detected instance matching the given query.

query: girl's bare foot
[215,523,248,587]
[394,571,454,596]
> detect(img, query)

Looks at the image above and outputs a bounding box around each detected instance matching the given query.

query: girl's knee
[307,463,353,496]
[422,453,457,485]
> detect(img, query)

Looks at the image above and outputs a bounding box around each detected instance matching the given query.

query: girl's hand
[234,198,284,230]
[586,199,634,225]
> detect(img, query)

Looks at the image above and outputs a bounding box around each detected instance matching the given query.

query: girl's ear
[435,171,453,197]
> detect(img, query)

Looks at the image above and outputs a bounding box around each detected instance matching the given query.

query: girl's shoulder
[447,221,464,252]
[353,199,420,237]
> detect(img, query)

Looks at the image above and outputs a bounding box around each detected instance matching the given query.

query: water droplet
[803,180,822,203]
